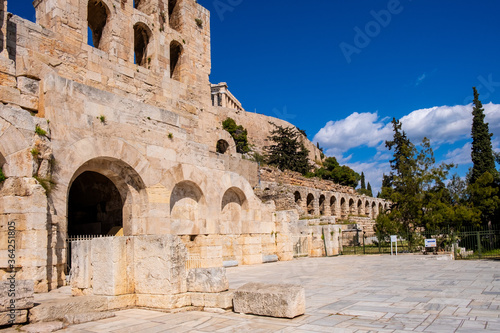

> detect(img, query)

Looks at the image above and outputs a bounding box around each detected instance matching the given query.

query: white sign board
[425,239,437,248]
[390,235,397,256]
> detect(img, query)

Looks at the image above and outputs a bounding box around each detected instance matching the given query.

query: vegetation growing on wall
[0,167,6,183]
[222,117,250,154]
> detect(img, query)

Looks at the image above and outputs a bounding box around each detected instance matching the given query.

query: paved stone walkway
[59,255,500,332]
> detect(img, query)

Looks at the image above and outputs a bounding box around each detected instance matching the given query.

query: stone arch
[170,40,183,81]
[168,0,181,31]
[216,139,229,154]
[319,194,326,216]
[357,199,363,215]
[365,200,370,217]
[379,203,384,215]
[134,22,152,67]
[340,197,347,219]
[330,195,337,216]
[372,202,377,218]
[170,180,205,225]
[87,0,111,51]
[349,198,355,215]
[294,191,302,205]
[220,187,248,232]
[68,171,123,236]
[306,193,314,215]
[67,157,147,236]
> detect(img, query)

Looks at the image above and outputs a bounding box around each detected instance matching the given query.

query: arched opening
[330,196,337,216]
[216,139,229,154]
[340,198,347,218]
[87,0,110,50]
[365,201,370,217]
[68,171,123,236]
[134,23,151,67]
[221,187,247,225]
[294,191,301,204]
[168,0,181,31]
[357,199,363,215]
[319,195,326,216]
[306,193,314,215]
[379,203,384,215]
[170,181,203,223]
[348,198,355,215]
[170,41,183,81]
[372,202,377,218]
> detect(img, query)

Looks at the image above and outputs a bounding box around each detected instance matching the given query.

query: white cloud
[313,112,392,155]
[443,143,472,165]
[401,102,500,144]
[347,160,391,196]
[415,73,426,86]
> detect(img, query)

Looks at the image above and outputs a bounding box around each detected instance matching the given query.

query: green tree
[377,119,458,249]
[360,172,366,189]
[314,156,360,188]
[366,182,373,197]
[378,174,393,199]
[468,172,499,227]
[265,123,311,174]
[470,87,497,183]
[222,118,250,154]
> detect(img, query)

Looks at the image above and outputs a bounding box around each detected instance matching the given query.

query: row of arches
[295,190,389,220]
[87,0,183,79]
[67,162,249,237]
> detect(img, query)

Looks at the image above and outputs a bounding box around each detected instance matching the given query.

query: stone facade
[0,0,387,306]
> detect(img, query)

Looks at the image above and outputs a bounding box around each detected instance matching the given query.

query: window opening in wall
[134,23,151,67]
[87,0,109,49]
[168,0,180,30]
[170,41,182,80]
[216,140,229,154]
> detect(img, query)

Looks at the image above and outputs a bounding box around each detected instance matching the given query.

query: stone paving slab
[11,255,500,332]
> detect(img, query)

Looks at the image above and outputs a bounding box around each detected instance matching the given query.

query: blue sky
[10,0,500,194]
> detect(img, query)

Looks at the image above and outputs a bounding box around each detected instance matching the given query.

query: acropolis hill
[0,0,388,320]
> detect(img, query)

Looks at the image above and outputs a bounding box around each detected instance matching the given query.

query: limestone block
[233,283,305,318]
[17,76,40,96]
[91,237,131,296]
[63,311,115,325]
[0,309,28,325]
[104,294,137,310]
[135,293,191,309]
[0,280,34,311]
[70,240,92,290]
[29,296,108,323]
[186,267,228,293]
[133,235,187,295]
[21,321,64,333]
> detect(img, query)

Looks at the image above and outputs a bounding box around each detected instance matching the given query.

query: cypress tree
[470,87,497,183]
[360,172,366,190]
[367,182,373,197]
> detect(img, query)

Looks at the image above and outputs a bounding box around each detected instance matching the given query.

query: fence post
[476,231,482,259]
[363,231,366,255]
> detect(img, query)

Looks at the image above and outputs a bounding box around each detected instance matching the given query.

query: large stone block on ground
[187,267,228,293]
[133,235,188,295]
[233,282,305,318]
[0,280,34,311]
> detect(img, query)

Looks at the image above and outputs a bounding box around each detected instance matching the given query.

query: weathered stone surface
[187,267,228,293]
[29,296,108,323]
[133,235,188,295]
[64,311,115,325]
[233,283,305,318]
[135,293,191,309]
[21,321,64,333]
[190,291,233,309]
[0,280,34,312]
[0,309,28,325]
